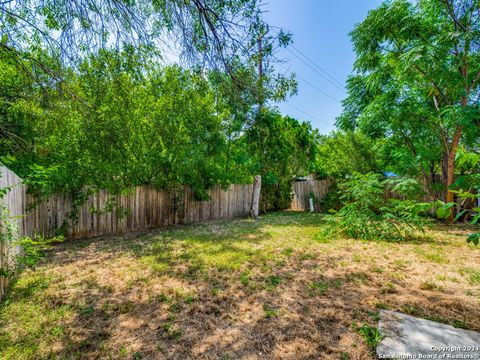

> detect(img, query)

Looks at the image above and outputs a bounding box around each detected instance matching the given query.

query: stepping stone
[377,310,480,359]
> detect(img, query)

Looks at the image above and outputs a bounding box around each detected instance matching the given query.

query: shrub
[322,173,430,241]
[434,149,480,246]
[318,182,342,213]
[436,193,480,246]
[261,179,294,212]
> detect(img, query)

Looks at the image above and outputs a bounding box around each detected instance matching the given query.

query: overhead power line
[295,73,340,103]
[271,28,344,90]
[286,47,344,91]
[278,63,340,103]
[289,44,344,89]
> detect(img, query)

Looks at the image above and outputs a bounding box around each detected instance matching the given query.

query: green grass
[265,275,282,291]
[380,281,397,294]
[422,252,448,264]
[309,280,330,295]
[419,281,444,292]
[262,304,278,318]
[352,322,384,350]
[239,271,250,287]
[0,272,74,359]
[0,212,478,359]
[459,268,480,285]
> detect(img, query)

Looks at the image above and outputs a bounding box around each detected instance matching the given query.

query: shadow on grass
[3,267,477,359]
[42,212,325,266]
[0,212,478,359]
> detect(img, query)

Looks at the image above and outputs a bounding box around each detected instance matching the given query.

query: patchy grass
[0,212,479,359]
[459,267,480,285]
[262,304,278,319]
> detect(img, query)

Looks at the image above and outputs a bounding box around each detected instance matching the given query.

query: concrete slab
[377,310,480,359]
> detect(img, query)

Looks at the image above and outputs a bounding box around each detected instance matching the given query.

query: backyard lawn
[1,212,479,360]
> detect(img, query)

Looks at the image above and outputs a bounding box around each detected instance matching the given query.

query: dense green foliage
[337,0,480,202]
[315,131,381,179]
[0,0,307,206]
[436,149,480,245]
[1,0,479,246]
[248,109,316,211]
[323,173,430,241]
[0,183,16,277]
[318,0,480,245]
[0,47,314,206]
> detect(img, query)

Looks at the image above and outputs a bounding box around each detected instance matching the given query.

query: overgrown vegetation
[0,177,63,283]
[314,0,480,244]
[0,1,479,358]
[0,46,315,208]
[0,0,313,209]
[435,149,480,245]
[337,0,480,205]
[322,173,430,241]
[0,183,16,278]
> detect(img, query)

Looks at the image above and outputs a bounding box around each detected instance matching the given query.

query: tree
[0,0,292,83]
[0,1,297,154]
[2,47,234,196]
[0,54,39,155]
[0,46,313,205]
[315,131,381,180]
[246,108,317,211]
[435,148,480,245]
[322,172,430,241]
[339,0,480,206]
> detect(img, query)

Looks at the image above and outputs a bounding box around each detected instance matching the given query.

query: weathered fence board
[291,179,332,212]
[0,166,26,301]
[21,184,255,240]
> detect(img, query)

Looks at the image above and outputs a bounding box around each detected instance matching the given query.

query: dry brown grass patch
[0,213,478,359]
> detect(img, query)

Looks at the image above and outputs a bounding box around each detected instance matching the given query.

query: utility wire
[289,44,344,89]
[283,101,336,131]
[278,63,340,103]
[271,28,344,90]
[286,47,344,91]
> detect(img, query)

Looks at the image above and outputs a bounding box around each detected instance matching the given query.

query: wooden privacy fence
[0,166,26,300]
[0,164,333,300]
[0,165,257,300]
[291,179,332,212]
[23,184,255,240]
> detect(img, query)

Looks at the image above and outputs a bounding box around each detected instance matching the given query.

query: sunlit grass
[0,212,478,359]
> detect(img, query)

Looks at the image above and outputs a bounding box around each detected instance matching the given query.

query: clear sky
[262,0,383,134]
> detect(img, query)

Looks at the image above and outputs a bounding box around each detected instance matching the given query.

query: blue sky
[262,0,383,134]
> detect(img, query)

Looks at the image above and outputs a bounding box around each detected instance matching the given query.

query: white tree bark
[250,175,261,219]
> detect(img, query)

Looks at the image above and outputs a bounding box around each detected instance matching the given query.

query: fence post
[250,175,261,219]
